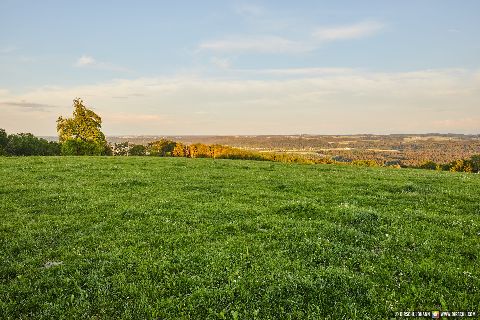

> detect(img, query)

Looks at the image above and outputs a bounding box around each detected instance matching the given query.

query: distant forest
[106,134,480,169]
[2,129,479,173]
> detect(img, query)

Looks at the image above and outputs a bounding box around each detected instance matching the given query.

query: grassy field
[1,157,479,319]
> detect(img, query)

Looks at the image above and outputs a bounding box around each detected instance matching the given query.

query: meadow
[1,156,479,319]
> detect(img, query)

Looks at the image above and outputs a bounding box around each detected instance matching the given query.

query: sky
[1,0,479,136]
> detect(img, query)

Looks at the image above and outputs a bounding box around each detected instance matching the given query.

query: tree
[5,133,60,156]
[470,155,480,173]
[129,144,147,156]
[60,138,104,156]
[0,129,8,155]
[148,139,176,156]
[172,142,187,157]
[189,143,210,158]
[57,98,110,155]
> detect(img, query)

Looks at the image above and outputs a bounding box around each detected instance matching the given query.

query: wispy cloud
[1,68,478,135]
[0,45,16,54]
[108,112,166,123]
[314,21,384,41]
[199,21,384,54]
[199,35,310,54]
[235,4,264,17]
[0,101,55,111]
[74,55,129,72]
[211,57,231,69]
[447,28,460,33]
[18,56,37,63]
[239,67,356,76]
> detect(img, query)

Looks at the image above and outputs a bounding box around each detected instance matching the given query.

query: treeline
[0,128,112,156]
[111,139,335,164]
[418,156,480,173]
[137,134,480,168]
[1,128,479,173]
[112,139,480,173]
[0,129,60,156]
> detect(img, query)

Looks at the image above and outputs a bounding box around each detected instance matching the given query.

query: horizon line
[33,132,480,138]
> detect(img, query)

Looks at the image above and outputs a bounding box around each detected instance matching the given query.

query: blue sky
[1,0,479,135]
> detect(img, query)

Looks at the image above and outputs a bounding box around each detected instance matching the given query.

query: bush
[351,160,379,167]
[419,161,438,170]
[470,155,480,173]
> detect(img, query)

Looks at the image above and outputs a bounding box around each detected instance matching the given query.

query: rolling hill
[1,157,479,319]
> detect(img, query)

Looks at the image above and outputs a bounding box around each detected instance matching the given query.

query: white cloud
[235,4,264,17]
[240,67,356,76]
[199,21,384,54]
[74,55,129,72]
[199,35,310,54]
[1,68,478,135]
[447,28,460,33]
[75,55,96,67]
[211,57,231,69]
[314,21,384,41]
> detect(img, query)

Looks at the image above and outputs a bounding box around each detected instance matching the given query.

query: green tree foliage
[57,98,110,155]
[0,129,8,155]
[60,138,107,156]
[129,144,147,156]
[5,133,60,156]
[470,155,480,173]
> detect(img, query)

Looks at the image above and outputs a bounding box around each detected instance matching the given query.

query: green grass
[1,156,479,319]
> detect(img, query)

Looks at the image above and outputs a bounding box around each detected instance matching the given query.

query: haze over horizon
[1,1,479,136]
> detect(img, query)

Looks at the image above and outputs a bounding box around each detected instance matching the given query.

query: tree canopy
[5,133,60,156]
[57,98,110,155]
[0,129,60,156]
